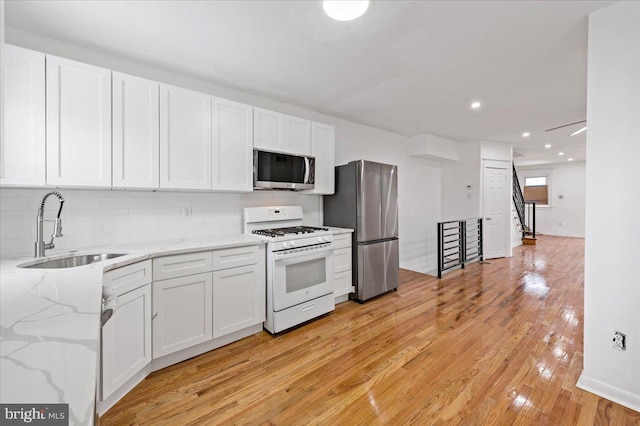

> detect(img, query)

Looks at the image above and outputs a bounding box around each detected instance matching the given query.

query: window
[523,175,549,205]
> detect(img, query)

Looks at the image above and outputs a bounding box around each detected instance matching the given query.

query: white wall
[578,1,640,411]
[334,123,442,275]
[441,142,482,221]
[517,161,586,238]
[1,27,444,274]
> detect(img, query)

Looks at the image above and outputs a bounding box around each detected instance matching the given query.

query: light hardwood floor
[102,236,640,425]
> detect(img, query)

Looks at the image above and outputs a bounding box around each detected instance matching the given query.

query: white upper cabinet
[1,45,46,186]
[211,97,253,192]
[284,115,312,156]
[253,107,284,152]
[46,55,112,187]
[253,107,312,156]
[308,122,335,195]
[112,72,160,189]
[159,84,212,190]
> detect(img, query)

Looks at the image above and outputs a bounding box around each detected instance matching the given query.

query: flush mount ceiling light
[545,144,552,148]
[570,126,587,136]
[522,132,531,138]
[323,0,369,21]
[558,152,565,156]
[470,101,482,110]
[568,158,574,161]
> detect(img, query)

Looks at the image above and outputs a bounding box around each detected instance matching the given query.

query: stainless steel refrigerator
[324,160,399,302]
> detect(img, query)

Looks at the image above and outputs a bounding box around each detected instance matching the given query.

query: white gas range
[244,206,335,334]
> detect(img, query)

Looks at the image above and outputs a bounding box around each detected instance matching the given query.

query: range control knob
[290,240,297,248]
[318,236,324,243]
[282,242,290,249]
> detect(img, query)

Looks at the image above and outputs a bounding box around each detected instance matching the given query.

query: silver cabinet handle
[486,217,492,221]
[152,313,158,320]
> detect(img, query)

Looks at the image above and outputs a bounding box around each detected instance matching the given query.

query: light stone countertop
[325,226,354,235]
[0,234,266,425]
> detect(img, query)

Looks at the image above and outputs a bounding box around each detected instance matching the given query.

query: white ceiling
[5,0,615,165]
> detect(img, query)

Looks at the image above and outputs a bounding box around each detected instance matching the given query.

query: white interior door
[483,165,509,259]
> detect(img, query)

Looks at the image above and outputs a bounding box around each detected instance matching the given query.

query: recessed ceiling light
[570,126,587,136]
[470,101,482,110]
[559,152,565,156]
[568,158,574,161]
[323,0,369,21]
[545,144,552,148]
[522,132,531,138]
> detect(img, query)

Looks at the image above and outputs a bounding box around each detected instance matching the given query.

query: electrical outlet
[613,331,626,351]
[181,206,192,219]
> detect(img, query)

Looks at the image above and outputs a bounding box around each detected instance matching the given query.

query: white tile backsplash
[0,188,323,257]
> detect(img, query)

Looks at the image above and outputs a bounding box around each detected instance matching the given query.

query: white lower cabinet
[99,260,153,414]
[99,244,265,416]
[333,233,354,299]
[152,272,213,358]
[101,284,151,400]
[213,264,264,338]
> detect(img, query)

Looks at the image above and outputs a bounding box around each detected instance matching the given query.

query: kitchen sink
[18,253,126,269]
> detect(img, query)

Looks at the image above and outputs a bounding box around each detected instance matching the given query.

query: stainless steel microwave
[253,149,315,190]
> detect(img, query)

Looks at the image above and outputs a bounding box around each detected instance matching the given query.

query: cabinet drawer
[212,245,259,271]
[103,260,152,295]
[333,234,352,249]
[334,247,352,273]
[334,270,353,297]
[153,251,213,281]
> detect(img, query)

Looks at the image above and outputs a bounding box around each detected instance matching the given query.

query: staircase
[512,163,537,244]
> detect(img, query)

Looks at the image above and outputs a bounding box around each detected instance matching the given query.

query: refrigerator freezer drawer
[356,239,399,301]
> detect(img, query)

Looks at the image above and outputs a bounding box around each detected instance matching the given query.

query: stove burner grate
[252,226,329,238]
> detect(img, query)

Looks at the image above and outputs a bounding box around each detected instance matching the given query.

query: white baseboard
[577,373,640,412]
[512,240,523,249]
[535,231,585,238]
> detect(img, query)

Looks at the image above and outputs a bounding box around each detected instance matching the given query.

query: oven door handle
[273,247,333,263]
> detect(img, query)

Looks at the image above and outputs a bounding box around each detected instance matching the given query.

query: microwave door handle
[304,157,310,184]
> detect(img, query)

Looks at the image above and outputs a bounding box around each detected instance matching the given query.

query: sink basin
[19,253,126,269]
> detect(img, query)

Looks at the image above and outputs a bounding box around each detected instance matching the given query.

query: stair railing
[512,163,526,238]
[437,218,483,278]
[524,201,537,239]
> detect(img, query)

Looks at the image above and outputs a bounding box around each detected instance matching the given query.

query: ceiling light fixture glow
[545,144,552,148]
[568,158,574,161]
[323,0,369,21]
[522,132,531,138]
[470,101,482,110]
[558,152,565,156]
[570,126,587,136]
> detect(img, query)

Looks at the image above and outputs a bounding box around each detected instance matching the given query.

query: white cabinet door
[212,97,253,192]
[159,84,212,190]
[334,247,352,273]
[304,122,335,194]
[213,264,264,338]
[284,115,312,156]
[112,72,159,189]
[101,284,151,400]
[334,270,353,297]
[46,55,111,187]
[1,45,46,186]
[152,272,213,358]
[253,107,284,152]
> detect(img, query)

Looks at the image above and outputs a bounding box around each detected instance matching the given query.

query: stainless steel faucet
[35,191,65,258]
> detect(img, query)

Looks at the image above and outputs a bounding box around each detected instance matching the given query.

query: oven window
[285,257,327,293]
